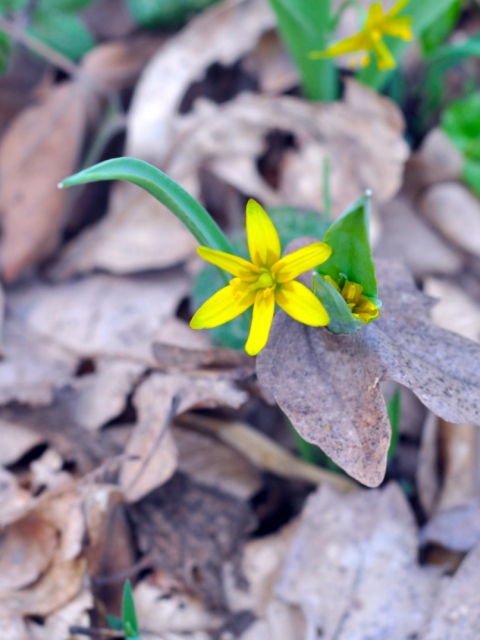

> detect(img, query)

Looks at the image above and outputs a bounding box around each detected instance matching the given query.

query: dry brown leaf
[377,198,464,278]
[419,540,480,639]
[239,601,304,640]
[0,513,57,594]
[173,426,262,500]
[242,30,297,94]
[127,0,275,161]
[0,551,86,617]
[0,616,29,640]
[425,278,480,343]
[8,272,190,364]
[419,182,480,257]
[120,371,248,502]
[130,472,255,610]
[0,417,43,466]
[0,319,77,406]
[0,81,88,281]
[152,342,254,374]
[27,589,92,640]
[276,483,441,640]
[257,258,480,487]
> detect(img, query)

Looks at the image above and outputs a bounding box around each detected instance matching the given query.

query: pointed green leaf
[313,272,364,334]
[60,158,233,254]
[315,193,378,300]
[122,581,140,640]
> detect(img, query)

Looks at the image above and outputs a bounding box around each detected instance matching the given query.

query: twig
[0,15,77,76]
[176,413,358,493]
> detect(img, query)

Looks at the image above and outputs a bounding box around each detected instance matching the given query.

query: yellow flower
[324,276,379,323]
[190,199,332,356]
[310,0,413,71]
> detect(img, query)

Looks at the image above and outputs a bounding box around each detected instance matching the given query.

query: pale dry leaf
[425,278,480,342]
[417,412,441,517]
[28,589,93,640]
[257,258,480,486]
[240,600,304,640]
[0,468,31,526]
[173,426,262,500]
[0,315,78,408]
[377,198,464,278]
[242,30,298,94]
[224,521,297,616]
[50,183,199,279]
[419,182,480,257]
[0,513,57,594]
[67,357,145,431]
[8,272,190,364]
[0,617,29,640]
[276,483,441,640]
[437,420,478,512]
[134,579,222,636]
[120,371,248,502]
[420,501,480,553]
[0,551,86,617]
[127,0,275,161]
[0,82,89,281]
[0,417,43,466]
[419,540,480,639]
[152,342,254,375]
[40,489,86,562]
[31,448,73,493]
[406,128,463,197]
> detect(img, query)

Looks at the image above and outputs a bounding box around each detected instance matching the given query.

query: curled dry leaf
[419,182,480,257]
[120,371,248,502]
[420,540,480,639]
[257,258,480,487]
[276,483,440,640]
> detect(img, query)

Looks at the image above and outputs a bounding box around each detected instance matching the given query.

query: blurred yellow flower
[324,276,379,323]
[311,0,413,70]
[190,199,332,356]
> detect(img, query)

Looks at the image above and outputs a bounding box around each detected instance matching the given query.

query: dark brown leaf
[257,259,480,486]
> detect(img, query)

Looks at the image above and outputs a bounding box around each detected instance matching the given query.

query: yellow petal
[275,281,330,326]
[244,290,275,356]
[366,2,386,27]
[382,16,413,40]
[311,32,369,59]
[190,284,255,329]
[246,199,281,268]
[371,37,396,69]
[197,246,260,278]
[272,242,332,284]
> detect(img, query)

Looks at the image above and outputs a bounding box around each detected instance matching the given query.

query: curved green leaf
[313,273,364,334]
[60,158,233,254]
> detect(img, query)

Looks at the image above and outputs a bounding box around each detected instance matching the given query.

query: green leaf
[126,0,221,28]
[0,32,11,74]
[441,92,480,159]
[29,9,95,60]
[268,0,338,101]
[420,0,461,56]
[122,581,140,640]
[39,0,97,11]
[315,193,379,301]
[60,158,233,254]
[358,0,460,90]
[387,387,401,461]
[312,273,364,334]
[462,159,480,200]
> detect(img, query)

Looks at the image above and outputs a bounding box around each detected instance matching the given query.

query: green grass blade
[60,158,233,254]
[122,581,140,640]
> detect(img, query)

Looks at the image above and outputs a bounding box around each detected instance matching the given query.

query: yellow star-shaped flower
[311,0,413,71]
[190,199,332,356]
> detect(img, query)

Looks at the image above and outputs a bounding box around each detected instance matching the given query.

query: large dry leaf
[257,258,480,486]
[27,589,92,640]
[377,198,464,278]
[419,182,480,257]
[276,483,440,640]
[0,514,57,593]
[0,82,88,282]
[127,0,275,161]
[419,541,480,639]
[8,272,190,364]
[120,371,248,502]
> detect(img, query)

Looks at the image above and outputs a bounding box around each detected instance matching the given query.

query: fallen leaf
[0,417,43,466]
[152,342,254,374]
[419,540,480,639]
[0,513,57,593]
[420,501,480,553]
[276,483,441,640]
[419,182,480,257]
[257,257,480,486]
[120,371,248,502]
[129,472,256,610]
[0,616,29,640]
[27,589,93,640]
[0,81,88,281]
[173,425,262,500]
[417,412,441,517]
[425,278,480,343]
[127,0,275,162]
[8,272,191,364]
[377,197,464,278]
